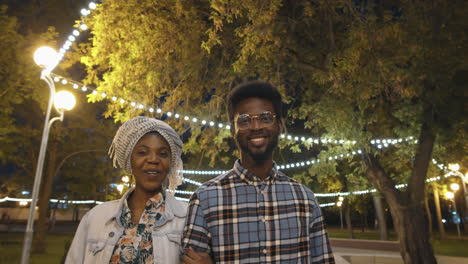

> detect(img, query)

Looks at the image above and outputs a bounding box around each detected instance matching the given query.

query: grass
[1,229,467,263]
[0,232,73,264]
[327,226,468,258]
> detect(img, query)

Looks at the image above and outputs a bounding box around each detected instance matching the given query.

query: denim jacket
[65,189,187,264]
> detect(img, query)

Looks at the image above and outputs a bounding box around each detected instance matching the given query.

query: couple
[66,81,335,264]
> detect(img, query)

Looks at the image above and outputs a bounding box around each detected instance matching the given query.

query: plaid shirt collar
[233,159,279,185]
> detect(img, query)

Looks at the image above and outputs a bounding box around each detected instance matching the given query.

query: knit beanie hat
[108,116,183,191]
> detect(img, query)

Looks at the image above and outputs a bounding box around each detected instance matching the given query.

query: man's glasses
[234,111,277,130]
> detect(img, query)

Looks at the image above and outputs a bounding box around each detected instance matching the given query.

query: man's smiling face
[233,97,282,163]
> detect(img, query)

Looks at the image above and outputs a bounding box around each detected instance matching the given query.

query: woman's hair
[108,116,183,191]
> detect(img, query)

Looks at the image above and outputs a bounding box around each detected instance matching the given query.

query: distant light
[54,91,76,111]
[19,201,28,206]
[445,191,454,199]
[80,24,88,30]
[442,219,446,223]
[121,176,129,183]
[72,30,80,36]
[89,2,97,9]
[450,183,460,191]
[21,191,30,195]
[449,163,460,172]
[34,47,58,70]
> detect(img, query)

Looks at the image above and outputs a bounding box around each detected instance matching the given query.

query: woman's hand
[181,247,214,264]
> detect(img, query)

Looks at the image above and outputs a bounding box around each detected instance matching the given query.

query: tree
[70,1,467,263]
[0,2,118,254]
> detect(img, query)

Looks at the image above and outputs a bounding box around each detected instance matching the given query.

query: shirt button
[263,249,267,254]
[261,218,266,222]
[108,232,114,237]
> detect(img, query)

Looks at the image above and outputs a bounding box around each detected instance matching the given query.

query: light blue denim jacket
[65,188,187,264]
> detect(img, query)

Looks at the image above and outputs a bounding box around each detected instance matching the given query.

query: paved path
[330,239,468,264]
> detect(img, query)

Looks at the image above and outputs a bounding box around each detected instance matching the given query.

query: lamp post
[445,190,461,239]
[448,164,468,224]
[20,47,76,264]
[337,197,344,230]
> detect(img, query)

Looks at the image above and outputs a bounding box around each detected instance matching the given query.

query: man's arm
[182,191,212,253]
[309,204,335,264]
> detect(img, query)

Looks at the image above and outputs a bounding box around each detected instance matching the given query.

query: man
[183,81,335,263]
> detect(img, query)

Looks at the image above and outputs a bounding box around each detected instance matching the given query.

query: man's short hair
[227,81,284,123]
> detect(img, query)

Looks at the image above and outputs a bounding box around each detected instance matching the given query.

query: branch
[53,149,106,178]
[408,106,436,202]
[362,152,401,206]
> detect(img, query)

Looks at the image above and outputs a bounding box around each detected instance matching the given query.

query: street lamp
[445,191,461,239]
[337,197,344,230]
[21,47,76,264]
[448,163,468,231]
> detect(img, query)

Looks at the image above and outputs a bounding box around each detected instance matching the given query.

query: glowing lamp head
[54,91,76,111]
[338,196,344,201]
[337,201,343,207]
[449,163,460,172]
[450,183,460,191]
[445,191,454,199]
[34,47,58,70]
[19,201,28,206]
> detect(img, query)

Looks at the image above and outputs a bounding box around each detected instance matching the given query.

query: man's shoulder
[276,171,317,199]
[195,170,236,192]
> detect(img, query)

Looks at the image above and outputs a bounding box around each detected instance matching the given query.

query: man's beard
[235,134,279,164]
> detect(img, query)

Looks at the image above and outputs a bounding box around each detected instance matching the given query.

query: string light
[50,73,421,149]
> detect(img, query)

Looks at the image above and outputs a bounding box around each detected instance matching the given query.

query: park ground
[1,224,467,263]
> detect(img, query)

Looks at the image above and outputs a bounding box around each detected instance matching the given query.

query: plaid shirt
[183,160,335,263]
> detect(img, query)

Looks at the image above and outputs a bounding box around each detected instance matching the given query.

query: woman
[66,116,187,263]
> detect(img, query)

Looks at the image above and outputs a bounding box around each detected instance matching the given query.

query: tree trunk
[362,110,437,264]
[33,140,57,253]
[345,202,354,239]
[432,183,446,240]
[424,189,433,238]
[373,194,388,240]
[389,204,436,264]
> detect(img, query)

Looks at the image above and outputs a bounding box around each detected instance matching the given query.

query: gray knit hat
[108,116,183,191]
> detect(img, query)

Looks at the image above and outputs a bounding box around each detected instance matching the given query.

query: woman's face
[131,132,171,194]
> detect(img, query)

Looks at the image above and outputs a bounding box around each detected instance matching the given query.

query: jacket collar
[105,188,186,227]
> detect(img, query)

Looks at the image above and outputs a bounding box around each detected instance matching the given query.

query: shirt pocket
[165,232,182,245]
[87,239,106,255]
